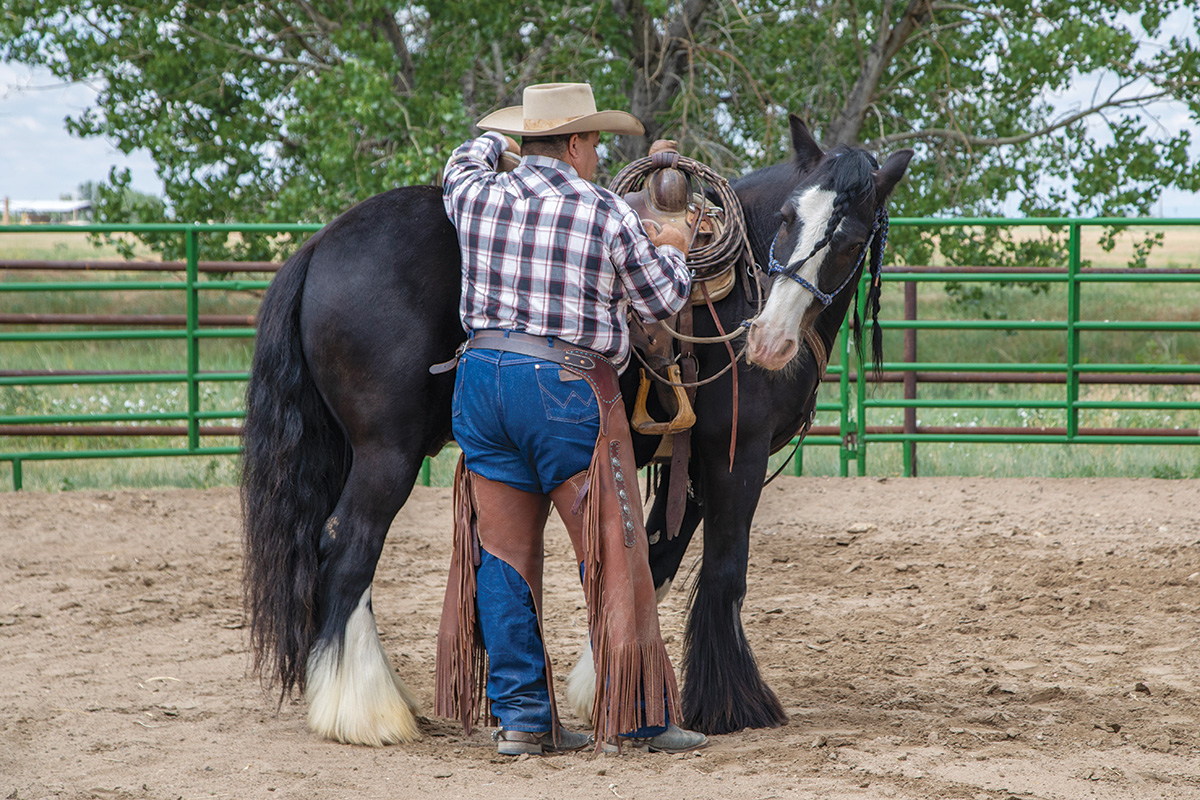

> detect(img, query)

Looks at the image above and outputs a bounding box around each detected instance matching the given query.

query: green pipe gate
[2,219,1198,491]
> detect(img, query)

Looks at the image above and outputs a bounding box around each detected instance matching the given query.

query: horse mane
[732,142,891,375]
[811,147,886,375]
[731,160,805,263]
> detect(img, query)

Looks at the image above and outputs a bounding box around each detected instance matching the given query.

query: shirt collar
[520,154,579,179]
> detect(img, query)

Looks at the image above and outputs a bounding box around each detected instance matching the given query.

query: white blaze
[747,187,838,370]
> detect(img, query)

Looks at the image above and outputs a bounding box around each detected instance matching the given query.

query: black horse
[242,116,912,745]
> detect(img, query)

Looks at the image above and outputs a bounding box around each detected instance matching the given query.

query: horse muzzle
[745,319,800,371]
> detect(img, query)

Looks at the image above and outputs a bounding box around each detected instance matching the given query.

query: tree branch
[825,0,934,146]
[371,11,416,95]
[174,18,334,71]
[618,0,714,160]
[873,86,1185,149]
[293,0,340,37]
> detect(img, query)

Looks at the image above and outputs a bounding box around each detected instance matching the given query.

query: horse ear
[874,149,914,199]
[788,114,823,170]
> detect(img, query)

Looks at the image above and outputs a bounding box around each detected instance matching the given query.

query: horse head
[745,116,913,372]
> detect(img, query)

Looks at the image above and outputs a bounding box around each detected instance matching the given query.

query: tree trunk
[824,0,934,148]
[613,0,713,162]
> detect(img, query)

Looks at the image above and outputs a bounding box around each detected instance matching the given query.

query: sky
[0,61,162,203]
[1,10,1198,217]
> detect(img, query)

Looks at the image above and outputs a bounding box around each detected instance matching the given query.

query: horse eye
[780,205,796,226]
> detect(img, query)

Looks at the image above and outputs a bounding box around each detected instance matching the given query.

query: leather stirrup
[631,366,696,435]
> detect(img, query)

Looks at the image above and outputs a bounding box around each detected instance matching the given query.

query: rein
[762,326,830,486]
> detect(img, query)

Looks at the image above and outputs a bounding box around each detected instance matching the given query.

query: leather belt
[429,330,600,374]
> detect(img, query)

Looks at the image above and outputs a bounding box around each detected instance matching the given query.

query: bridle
[764,204,887,307]
[639,202,889,389]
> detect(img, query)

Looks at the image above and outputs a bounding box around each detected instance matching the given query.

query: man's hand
[497,135,521,172]
[644,220,689,255]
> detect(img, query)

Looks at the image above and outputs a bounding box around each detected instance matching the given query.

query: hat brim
[477,106,644,137]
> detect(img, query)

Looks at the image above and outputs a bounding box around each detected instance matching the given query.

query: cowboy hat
[476,83,644,137]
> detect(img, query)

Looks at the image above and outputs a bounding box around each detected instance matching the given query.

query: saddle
[618,142,748,540]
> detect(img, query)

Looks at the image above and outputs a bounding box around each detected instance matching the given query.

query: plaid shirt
[442,133,690,368]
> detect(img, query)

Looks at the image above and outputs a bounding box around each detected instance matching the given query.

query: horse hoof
[305,589,421,746]
[683,689,787,735]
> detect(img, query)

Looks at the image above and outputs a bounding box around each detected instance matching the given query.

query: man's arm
[442,132,514,212]
[609,205,691,323]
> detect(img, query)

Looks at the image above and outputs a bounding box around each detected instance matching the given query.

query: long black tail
[241,234,350,701]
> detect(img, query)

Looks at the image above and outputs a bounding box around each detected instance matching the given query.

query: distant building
[2,198,93,224]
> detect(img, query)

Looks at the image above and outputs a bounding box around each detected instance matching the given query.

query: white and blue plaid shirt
[443,132,690,368]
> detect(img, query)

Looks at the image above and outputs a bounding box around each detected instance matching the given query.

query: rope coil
[610,153,752,282]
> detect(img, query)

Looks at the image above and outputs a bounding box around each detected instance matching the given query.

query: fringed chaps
[433,458,490,732]
[434,346,681,745]
[577,358,681,744]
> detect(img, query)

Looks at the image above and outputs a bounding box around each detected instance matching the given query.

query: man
[434,82,707,756]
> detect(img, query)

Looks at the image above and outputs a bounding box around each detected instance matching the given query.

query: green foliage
[3,1,1199,266]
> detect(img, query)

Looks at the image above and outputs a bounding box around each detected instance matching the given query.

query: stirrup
[631,366,696,435]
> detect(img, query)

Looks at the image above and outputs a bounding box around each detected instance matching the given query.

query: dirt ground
[2,477,1199,800]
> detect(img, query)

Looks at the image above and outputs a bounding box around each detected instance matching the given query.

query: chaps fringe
[580,425,682,745]
[434,457,490,733]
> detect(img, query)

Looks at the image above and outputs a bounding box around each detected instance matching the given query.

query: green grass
[3,227,1199,491]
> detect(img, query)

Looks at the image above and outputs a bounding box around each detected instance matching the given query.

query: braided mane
[789,147,886,375]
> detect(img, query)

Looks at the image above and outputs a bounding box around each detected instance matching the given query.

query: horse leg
[564,462,704,723]
[305,446,423,746]
[645,462,705,596]
[682,438,787,734]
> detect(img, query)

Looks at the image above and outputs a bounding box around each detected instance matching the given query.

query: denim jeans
[476,548,551,731]
[453,340,665,737]
[452,345,599,494]
[453,343,596,732]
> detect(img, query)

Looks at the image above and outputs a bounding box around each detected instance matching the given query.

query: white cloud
[0,114,44,134]
[0,62,162,202]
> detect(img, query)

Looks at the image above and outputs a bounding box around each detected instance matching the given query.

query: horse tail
[241,232,349,702]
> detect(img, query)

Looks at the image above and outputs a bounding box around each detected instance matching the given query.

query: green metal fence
[2,218,1198,490]
[836,217,1200,477]
[1,223,317,490]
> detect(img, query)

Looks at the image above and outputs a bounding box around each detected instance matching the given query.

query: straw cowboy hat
[477,83,644,137]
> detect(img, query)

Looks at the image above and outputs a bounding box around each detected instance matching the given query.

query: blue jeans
[476,548,551,731]
[453,343,597,732]
[452,345,598,494]
[453,341,665,736]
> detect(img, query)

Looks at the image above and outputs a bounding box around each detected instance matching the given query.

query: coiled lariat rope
[611,151,757,355]
[611,149,754,282]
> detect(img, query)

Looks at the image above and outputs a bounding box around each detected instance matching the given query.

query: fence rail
[2,218,1198,490]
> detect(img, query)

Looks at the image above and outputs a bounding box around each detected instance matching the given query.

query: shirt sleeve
[442,132,507,215]
[608,203,692,323]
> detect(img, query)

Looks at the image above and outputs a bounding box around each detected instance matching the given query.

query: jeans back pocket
[535,364,598,424]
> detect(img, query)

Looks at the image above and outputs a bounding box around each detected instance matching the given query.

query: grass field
[2,223,1198,491]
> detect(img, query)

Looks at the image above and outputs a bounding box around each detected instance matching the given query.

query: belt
[429,330,602,374]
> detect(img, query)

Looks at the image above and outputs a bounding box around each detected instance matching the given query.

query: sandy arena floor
[2,477,1199,799]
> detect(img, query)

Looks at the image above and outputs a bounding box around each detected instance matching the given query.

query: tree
[3,1,1198,261]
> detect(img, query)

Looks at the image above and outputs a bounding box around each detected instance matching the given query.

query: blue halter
[765,206,885,307]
